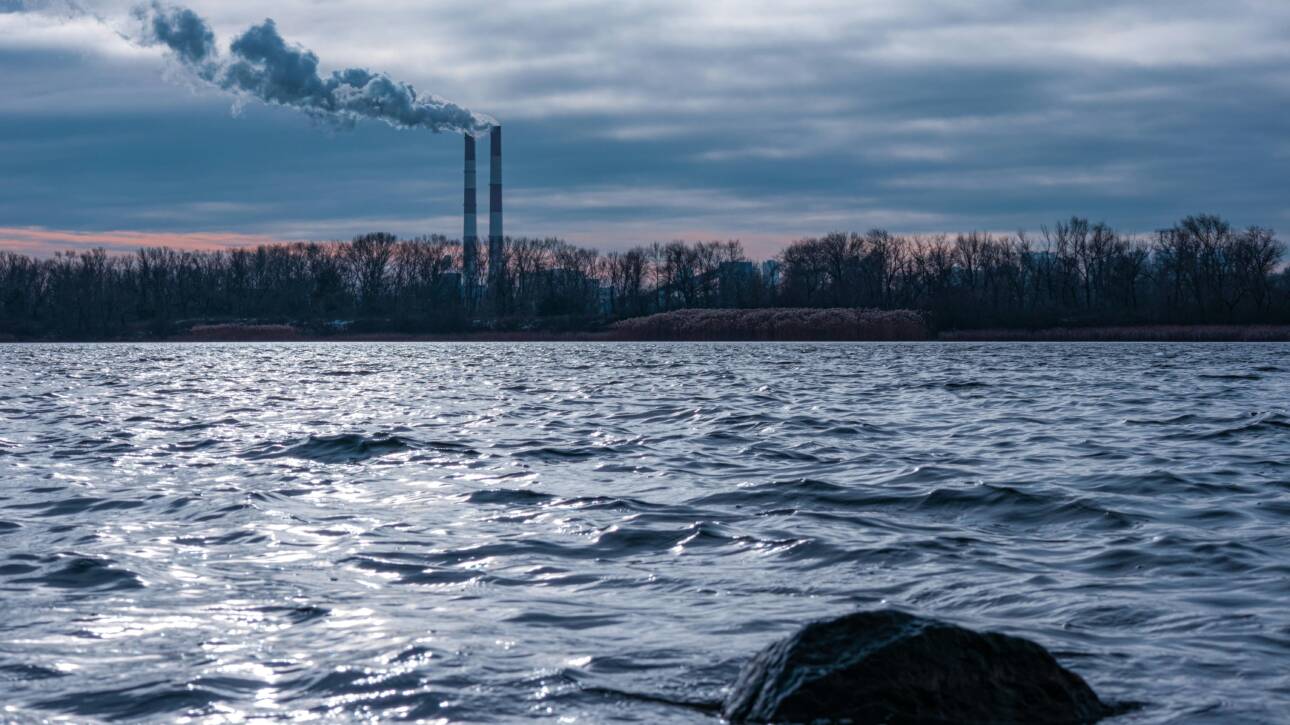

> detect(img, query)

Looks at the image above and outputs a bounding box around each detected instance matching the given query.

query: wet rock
[723,610,1112,724]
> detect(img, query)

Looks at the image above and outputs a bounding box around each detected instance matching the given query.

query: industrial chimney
[488,125,503,288]
[462,133,478,294]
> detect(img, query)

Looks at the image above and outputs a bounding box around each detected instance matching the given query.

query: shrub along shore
[95,313,1290,343]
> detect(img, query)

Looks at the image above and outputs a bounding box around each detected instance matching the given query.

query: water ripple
[0,341,1287,722]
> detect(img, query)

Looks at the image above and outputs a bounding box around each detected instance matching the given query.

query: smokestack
[488,125,503,286]
[462,133,478,290]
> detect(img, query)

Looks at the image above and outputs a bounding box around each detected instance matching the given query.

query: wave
[343,554,491,586]
[1188,412,1290,440]
[244,433,413,463]
[690,479,868,509]
[7,496,146,517]
[35,682,227,720]
[914,484,1140,530]
[1198,373,1262,380]
[504,611,625,630]
[0,663,66,683]
[7,554,144,592]
[462,488,672,516]
[690,478,1138,531]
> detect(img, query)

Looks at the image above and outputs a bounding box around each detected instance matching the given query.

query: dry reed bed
[177,324,305,341]
[610,308,929,341]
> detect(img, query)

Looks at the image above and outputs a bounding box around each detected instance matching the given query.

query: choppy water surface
[1,343,1288,723]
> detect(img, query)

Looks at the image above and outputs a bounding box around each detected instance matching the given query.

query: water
[1,342,1287,723]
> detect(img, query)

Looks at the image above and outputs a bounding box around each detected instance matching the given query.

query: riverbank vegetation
[609,309,928,341]
[0,214,1285,340]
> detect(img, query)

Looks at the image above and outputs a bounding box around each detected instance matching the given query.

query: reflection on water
[0,342,1287,722]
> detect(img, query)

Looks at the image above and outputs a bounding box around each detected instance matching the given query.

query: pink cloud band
[0,227,294,256]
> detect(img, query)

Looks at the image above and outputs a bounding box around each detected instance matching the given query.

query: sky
[1,0,1288,258]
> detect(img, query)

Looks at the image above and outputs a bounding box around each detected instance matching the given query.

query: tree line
[774,215,1286,328]
[0,214,1285,339]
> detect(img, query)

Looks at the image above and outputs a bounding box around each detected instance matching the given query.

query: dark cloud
[0,1,1287,252]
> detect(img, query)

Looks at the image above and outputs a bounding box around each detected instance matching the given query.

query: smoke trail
[11,0,495,134]
[136,2,215,68]
[137,2,495,134]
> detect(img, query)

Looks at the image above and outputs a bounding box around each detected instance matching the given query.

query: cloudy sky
[2,0,1288,257]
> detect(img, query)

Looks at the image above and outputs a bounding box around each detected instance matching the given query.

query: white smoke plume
[7,0,496,134]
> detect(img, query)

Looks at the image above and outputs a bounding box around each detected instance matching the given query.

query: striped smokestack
[488,125,503,286]
[462,133,478,289]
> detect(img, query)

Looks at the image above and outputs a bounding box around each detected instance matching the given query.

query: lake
[1,342,1287,722]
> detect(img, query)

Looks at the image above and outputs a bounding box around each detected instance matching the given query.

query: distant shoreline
[3,324,1289,343]
[936,325,1290,342]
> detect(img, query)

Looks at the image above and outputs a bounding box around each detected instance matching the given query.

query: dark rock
[723,610,1112,724]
